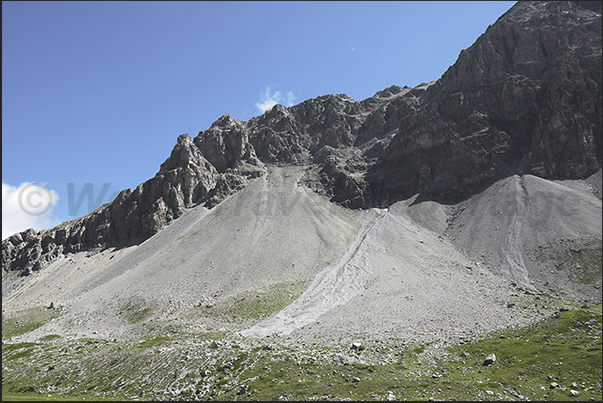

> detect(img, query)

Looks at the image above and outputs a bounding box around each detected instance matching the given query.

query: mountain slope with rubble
[2,0,601,350]
[2,1,602,401]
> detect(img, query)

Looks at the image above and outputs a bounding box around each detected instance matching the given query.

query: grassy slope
[2,302,601,401]
[2,307,62,340]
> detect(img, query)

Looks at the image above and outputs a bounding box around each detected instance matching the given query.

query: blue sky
[2,1,516,239]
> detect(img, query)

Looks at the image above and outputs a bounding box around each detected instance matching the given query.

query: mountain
[2,1,602,348]
[374,0,602,201]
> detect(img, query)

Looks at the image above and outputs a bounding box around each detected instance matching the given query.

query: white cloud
[2,182,60,240]
[286,91,296,106]
[256,86,296,113]
[256,98,278,113]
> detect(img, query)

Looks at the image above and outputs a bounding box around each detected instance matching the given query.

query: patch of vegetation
[534,237,602,285]
[3,345,37,362]
[1,389,84,401]
[555,239,602,285]
[198,280,311,322]
[2,306,62,340]
[2,342,38,354]
[133,334,174,348]
[40,335,61,342]
[193,330,231,342]
[2,303,601,401]
[363,275,379,290]
[441,307,602,401]
[412,344,425,354]
[2,387,127,401]
[118,297,153,324]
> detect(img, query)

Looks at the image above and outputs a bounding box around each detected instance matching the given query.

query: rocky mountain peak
[194,113,260,173]
[372,85,407,99]
[373,0,602,201]
[211,112,240,128]
[437,0,602,93]
[266,103,288,115]
[158,133,211,174]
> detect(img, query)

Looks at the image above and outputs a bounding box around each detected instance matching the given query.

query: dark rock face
[373,1,602,202]
[193,113,262,173]
[3,1,601,276]
[1,133,260,276]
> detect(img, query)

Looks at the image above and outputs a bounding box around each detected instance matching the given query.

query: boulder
[483,353,497,366]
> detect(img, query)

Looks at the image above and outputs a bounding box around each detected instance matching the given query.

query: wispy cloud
[256,86,296,113]
[2,181,60,240]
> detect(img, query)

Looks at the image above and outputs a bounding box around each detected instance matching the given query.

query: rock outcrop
[372,0,602,202]
[2,133,259,276]
[3,1,601,276]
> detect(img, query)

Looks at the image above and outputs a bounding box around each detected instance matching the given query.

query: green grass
[118,298,153,324]
[442,307,602,401]
[2,306,62,340]
[534,237,602,285]
[2,302,600,401]
[225,306,601,401]
[1,389,104,401]
[197,280,311,322]
[556,240,602,285]
[39,335,61,342]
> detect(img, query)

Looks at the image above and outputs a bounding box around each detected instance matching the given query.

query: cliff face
[2,134,222,275]
[3,1,601,276]
[373,0,602,202]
